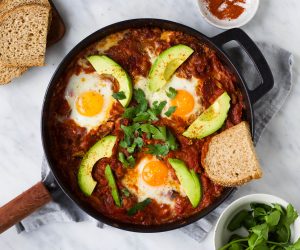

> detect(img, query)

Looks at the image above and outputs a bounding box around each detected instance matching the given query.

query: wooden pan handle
[0,181,52,234]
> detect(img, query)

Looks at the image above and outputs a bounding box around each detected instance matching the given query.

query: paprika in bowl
[198,0,260,29]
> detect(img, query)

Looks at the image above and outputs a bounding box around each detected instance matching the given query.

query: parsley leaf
[127,198,152,216]
[166,87,177,99]
[112,91,126,100]
[164,106,177,117]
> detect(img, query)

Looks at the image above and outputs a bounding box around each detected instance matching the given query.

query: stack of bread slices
[0,0,51,84]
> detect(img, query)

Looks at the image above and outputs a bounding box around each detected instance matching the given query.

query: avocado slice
[168,158,202,208]
[183,92,231,139]
[148,44,194,92]
[104,164,121,207]
[78,135,117,196]
[87,55,133,107]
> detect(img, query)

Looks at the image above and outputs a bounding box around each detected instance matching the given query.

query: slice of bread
[202,121,262,187]
[0,4,50,67]
[0,64,27,84]
[0,0,50,16]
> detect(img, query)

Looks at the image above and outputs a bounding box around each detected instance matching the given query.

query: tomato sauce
[46,28,244,225]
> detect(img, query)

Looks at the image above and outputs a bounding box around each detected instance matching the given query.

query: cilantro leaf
[133,113,150,122]
[112,91,126,100]
[165,106,177,117]
[166,87,177,99]
[152,101,167,115]
[146,144,169,156]
[133,137,144,148]
[118,152,135,168]
[166,129,178,150]
[127,198,152,216]
[121,188,131,197]
[122,107,137,119]
[119,140,128,148]
[286,204,299,226]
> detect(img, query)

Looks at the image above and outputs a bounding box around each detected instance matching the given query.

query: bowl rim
[197,0,260,29]
[214,193,299,248]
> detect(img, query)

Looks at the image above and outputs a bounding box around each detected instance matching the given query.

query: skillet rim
[41,18,253,232]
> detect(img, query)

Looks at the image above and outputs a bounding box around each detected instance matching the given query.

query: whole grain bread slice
[0,0,50,16]
[202,121,262,187]
[0,64,27,84]
[0,4,50,67]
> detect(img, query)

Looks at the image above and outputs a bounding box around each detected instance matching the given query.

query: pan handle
[0,182,52,234]
[211,28,274,104]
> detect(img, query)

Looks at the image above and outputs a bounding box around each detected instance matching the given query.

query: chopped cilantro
[121,188,131,197]
[127,198,152,216]
[166,87,177,99]
[146,144,169,156]
[164,106,177,117]
[112,91,126,100]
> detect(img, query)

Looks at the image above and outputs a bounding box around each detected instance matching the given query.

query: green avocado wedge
[148,44,194,92]
[168,158,202,208]
[104,165,121,207]
[78,135,117,196]
[87,55,133,107]
[183,92,231,139]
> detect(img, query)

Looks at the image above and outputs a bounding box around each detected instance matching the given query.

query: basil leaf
[166,87,177,99]
[112,91,126,100]
[127,198,152,216]
[164,106,177,117]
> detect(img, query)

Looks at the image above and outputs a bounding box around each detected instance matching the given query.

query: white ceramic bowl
[214,194,300,249]
[198,0,260,29]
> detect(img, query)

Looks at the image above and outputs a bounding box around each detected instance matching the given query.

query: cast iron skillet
[0,19,274,234]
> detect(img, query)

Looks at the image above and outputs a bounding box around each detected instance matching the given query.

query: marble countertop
[1,0,300,249]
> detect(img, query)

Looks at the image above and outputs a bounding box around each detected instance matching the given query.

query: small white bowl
[214,194,300,249]
[198,0,260,29]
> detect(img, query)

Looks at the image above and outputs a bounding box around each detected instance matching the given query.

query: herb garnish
[117,88,178,166]
[220,203,300,250]
[166,87,177,99]
[164,106,177,117]
[127,198,152,216]
[112,91,126,100]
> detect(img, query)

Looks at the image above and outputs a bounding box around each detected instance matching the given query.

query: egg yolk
[142,160,169,186]
[171,89,195,118]
[76,91,104,117]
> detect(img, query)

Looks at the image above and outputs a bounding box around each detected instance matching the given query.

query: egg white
[122,156,185,207]
[135,75,203,120]
[65,72,114,131]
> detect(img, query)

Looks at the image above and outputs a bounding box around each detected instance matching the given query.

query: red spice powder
[205,0,246,20]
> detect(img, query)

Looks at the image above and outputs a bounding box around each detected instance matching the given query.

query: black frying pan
[0,19,274,233]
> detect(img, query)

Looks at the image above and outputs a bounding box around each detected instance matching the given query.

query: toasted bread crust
[202,121,262,187]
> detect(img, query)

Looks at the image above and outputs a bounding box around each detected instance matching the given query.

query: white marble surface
[0,0,300,249]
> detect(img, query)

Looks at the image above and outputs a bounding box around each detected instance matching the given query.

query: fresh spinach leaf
[228,210,249,231]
